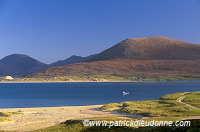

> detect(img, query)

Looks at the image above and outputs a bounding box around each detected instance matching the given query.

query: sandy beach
[0,105,142,131]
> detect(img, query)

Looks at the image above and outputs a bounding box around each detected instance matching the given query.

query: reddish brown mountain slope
[33,60,200,77]
[87,36,200,61]
[31,36,200,78]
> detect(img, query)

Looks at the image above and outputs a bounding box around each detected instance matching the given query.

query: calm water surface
[0,81,200,108]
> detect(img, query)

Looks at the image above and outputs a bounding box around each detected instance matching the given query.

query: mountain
[87,36,200,61]
[0,54,49,76]
[50,54,96,67]
[32,60,200,77]
[0,53,96,76]
[32,36,200,78]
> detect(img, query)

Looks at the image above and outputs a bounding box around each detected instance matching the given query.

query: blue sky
[0,0,200,64]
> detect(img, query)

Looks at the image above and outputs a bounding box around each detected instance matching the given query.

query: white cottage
[5,76,14,80]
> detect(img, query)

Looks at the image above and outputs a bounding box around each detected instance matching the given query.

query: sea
[0,81,200,108]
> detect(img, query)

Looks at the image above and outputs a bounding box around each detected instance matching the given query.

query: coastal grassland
[0,112,21,117]
[31,119,136,132]
[1,118,199,132]
[11,74,133,82]
[86,117,136,122]
[31,120,85,132]
[89,116,184,122]
[182,91,200,108]
[0,111,22,122]
[31,117,134,132]
[30,118,200,132]
[159,92,183,100]
[142,75,200,81]
[0,117,12,122]
[1,74,200,82]
[0,130,13,132]
[101,92,200,117]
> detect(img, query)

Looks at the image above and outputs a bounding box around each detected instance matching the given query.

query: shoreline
[0,80,140,83]
[1,80,200,83]
[0,105,142,131]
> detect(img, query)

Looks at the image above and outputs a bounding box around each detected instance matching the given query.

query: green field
[1,74,200,82]
[101,91,200,117]
[183,92,200,109]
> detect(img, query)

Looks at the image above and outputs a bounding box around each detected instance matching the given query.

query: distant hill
[0,54,49,76]
[0,54,96,76]
[50,54,96,67]
[32,36,200,78]
[87,36,200,61]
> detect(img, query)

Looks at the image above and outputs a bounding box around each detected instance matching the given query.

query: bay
[0,81,200,108]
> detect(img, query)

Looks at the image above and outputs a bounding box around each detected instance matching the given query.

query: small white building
[5,76,14,80]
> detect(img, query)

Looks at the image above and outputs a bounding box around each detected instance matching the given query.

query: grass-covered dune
[0,112,21,123]
[182,92,200,109]
[101,91,200,117]
[1,118,199,132]
[28,119,200,132]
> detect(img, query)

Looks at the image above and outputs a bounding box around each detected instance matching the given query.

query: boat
[122,91,129,95]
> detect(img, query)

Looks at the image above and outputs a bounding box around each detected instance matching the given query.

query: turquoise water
[0,81,200,108]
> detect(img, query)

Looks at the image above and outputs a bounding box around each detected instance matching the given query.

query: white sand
[0,105,142,131]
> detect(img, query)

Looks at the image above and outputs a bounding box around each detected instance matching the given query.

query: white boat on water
[122,91,129,95]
